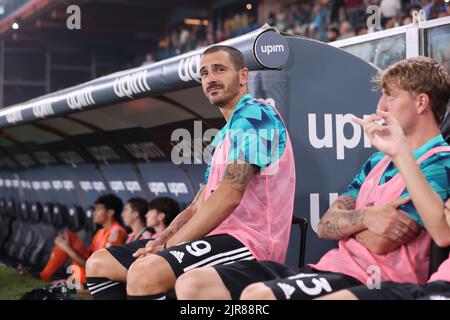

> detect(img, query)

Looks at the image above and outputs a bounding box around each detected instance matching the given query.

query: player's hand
[144,239,164,254]
[132,239,164,259]
[55,234,70,250]
[132,240,154,259]
[363,197,420,242]
[353,111,409,158]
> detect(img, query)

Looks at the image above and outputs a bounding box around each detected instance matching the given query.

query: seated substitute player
[121,197,153,243]
[85,197,180,299]
[174,56,450,300]
[86,45,297,300]
[19,194,127,285]
[318,108,450,300]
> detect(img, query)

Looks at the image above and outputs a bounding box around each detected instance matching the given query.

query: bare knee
[175,270,207,300]
[176,268,232,300]
[86,249,109,277]
[86,249,126,281]
[240,283,275,300]
[127,255,175,296]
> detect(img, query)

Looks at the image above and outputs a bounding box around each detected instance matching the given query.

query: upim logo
[308,113,371,160]
[113,70,151,99]
[80,181,93,192]
[260,44,285,55]
[67,86,95,110]
[51,180,63,191]
[92,181,106,192]
[6,110,23,124]
[124,142,166,161]
[63,180,75,191]
[149,182,168,196]
[178,55,201,83]
[109,181,125,193]
[125,181,141,193]
[33,103,54,118]
[167,182,188,196]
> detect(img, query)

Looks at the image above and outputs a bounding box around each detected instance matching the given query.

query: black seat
[0,198,7,216]
[16,227,36,262]
[29,202,43,223]
[84,207,95,234]
[52,204,69,230]
[80,207,96,249]
[429,240,450,277]
[19,201,30,222]
[68,205,85,232]
[42,203,54,225]
[292,216,308,268]
[0,214,12,254]
[28,222,57,270]
[4,219,31,262]
[6,198,16,218]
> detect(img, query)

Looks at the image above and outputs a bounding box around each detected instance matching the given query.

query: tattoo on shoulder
[334,196,356,210]
[223,162,258,190]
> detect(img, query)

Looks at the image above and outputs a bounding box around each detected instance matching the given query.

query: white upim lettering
[67,86,95,110]
[178,55,201,83]
[113,70,151,98]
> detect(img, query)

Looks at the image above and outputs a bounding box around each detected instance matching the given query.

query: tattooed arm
[317,195,367,240]
[318,195,421,255]
[165,161,258,247]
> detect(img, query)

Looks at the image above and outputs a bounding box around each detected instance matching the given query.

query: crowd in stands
[266,0,449,42]
[140,0,449,65]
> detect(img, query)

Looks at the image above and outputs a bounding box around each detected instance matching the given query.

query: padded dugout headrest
[19,201,30,221]
[6,198,16,218]
[0,198,6,216]
[52,203,69,229]
[84,207,95,233]
[42,202,53,224]
[68,205,85,232]
[30,202,43,223]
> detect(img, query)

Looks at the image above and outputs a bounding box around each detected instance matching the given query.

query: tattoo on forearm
[223,163,258,193]
[333,196,356,210]
[155,214,191,244]
[318,199,366,239]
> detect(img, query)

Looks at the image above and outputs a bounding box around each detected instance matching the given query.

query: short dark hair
[95,194,123,222]
[148,197,180,227]
[127,197,149,223]
[202,45,247,71]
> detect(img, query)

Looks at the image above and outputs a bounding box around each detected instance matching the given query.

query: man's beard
[209,79,240,108]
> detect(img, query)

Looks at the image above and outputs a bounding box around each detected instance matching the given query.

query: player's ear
[239,68,249,87]
[416,93,431,115]
[158,212,166,223]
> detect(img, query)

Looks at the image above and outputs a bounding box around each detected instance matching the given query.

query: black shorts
[214,260,362,300]
[349,280,450,300]
[106,239,151,269]
[155,234,255,278]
